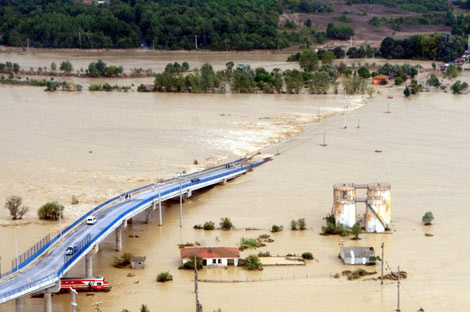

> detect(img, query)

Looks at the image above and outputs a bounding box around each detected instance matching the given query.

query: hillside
[0,0,469,50]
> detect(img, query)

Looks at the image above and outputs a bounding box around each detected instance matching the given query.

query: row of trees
[380,33,466,62]
[346,0,450,12]
[150,55,374,96]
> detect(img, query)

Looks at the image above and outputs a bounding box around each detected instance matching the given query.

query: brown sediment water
[0,52,469,311]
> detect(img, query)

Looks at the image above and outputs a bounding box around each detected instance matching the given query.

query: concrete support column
[145,209,151,224]
[85,254,93,277]
[44,293,52,312]
[15,297,23,312]
[115,226,123,251]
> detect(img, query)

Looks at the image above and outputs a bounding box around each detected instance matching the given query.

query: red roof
[180,247,240,259]
[373,75,389,80]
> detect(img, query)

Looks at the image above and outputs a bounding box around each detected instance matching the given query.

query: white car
[86,216,97,225]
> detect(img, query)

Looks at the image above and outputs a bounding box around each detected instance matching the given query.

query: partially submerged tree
[351,223,362,240]
[422,211,434,225]
[244,255,263,270]
[219,217,233,230]
[5,196,28,220]
[38,201,64,220]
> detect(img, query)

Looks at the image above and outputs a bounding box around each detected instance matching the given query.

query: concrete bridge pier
[85,254,93,277]
[145,208,152,224]
[44,293,52,312]
[115,226,123,251]
[15,297,23,312]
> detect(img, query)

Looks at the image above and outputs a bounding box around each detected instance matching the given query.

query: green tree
[38,201,64,220]
[290,219,298,230]
[219,217,233,230]
[351,223,362,239]
[226,61,234,70]
[422,211,434,225]
[284,69,304,94]
[444,65,458,79]
[357,66,370,79]
[310,71,330,94]
[426,74,440,88]
[451,80,468,94]
[297,218,306,230]
[60,61,73,74]
[298,49,319,72]
[321,51,336,64]
[245,255,263,270]
[404,85,411,97]
[51,62,57,71]
[140,304,150,312]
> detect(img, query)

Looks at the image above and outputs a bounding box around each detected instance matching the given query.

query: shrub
[203,221,215,230]
[298,218,306,230]
[157,272,173,282]
[140,304,150,312]
[245,255,263,270]
[38,201,64,220]
[336,224,348,237]
[451,80,468,94]
[102,83,113,91]
[182,256,203,270]
[193,224,203,229]
[422,211,434,225]
[240,237,262,250]
[219,217,233,230]
[257,251,271,257]
[302,252,313,260]
[113,252,133,268]
[290,219,298,230]
[271,225,283,233]
[357,66,370,79]
[89,84,102,91]
[394,77,404,85]
[4,196,28,220]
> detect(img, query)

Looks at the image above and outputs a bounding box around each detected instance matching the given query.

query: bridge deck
[0,158,267,304]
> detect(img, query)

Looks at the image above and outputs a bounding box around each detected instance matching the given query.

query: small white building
[180,247,240,267]
[340,247,376,265]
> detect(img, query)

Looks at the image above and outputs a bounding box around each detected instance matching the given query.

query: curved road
[0,159,266,304]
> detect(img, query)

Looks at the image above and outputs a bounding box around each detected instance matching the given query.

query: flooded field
[0,50,469,312]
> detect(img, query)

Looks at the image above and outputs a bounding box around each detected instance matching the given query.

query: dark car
[65,246,78,256]
[191,178,200,183]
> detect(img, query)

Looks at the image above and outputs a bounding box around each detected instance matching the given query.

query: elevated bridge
[0,158,268,311]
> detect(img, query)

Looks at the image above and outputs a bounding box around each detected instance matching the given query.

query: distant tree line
[345,0,450,12]
[380,33,465,62]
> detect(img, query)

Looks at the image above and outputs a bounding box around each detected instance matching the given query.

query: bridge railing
[0,158,265,302]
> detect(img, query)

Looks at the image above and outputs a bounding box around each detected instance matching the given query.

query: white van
[86,216,97,225]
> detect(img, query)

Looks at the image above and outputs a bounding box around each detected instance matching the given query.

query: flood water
[0,50,469,312]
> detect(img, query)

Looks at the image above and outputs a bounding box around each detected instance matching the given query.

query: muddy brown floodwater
[0,50,469,312]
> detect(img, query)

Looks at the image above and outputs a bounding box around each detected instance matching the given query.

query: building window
[218,259,222,264]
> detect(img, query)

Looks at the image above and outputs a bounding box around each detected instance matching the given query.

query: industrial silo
[367,183,391,226]
[366,197,386,232]
[334,200,356,228]
[333,183,356,202]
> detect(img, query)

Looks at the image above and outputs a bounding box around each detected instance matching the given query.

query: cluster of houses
[440,50,470,71]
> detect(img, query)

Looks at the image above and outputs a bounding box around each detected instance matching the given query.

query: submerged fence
[198,273,327,283]
[11,234,50,271]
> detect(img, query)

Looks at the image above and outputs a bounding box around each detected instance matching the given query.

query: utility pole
[396,266,401,312]
[158,183,162,226]
[58,196,63,238]
[320,133,327,147]
[14,226,19,270]
[79,32,81,49]
[152,40,155,50]
[125,162,129,195]
[381,243,384,285]
[179,173,183,228]
[92,301,103,312]
[194,247,202,312]
[92,175,96,214]
[357,118,360,129]
[194,35,198,50]
[27,38,29,49]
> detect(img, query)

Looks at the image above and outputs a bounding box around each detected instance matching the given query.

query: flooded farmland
[0,50,469,312]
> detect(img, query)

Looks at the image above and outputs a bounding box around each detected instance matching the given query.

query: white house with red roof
[180,247,240,267]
